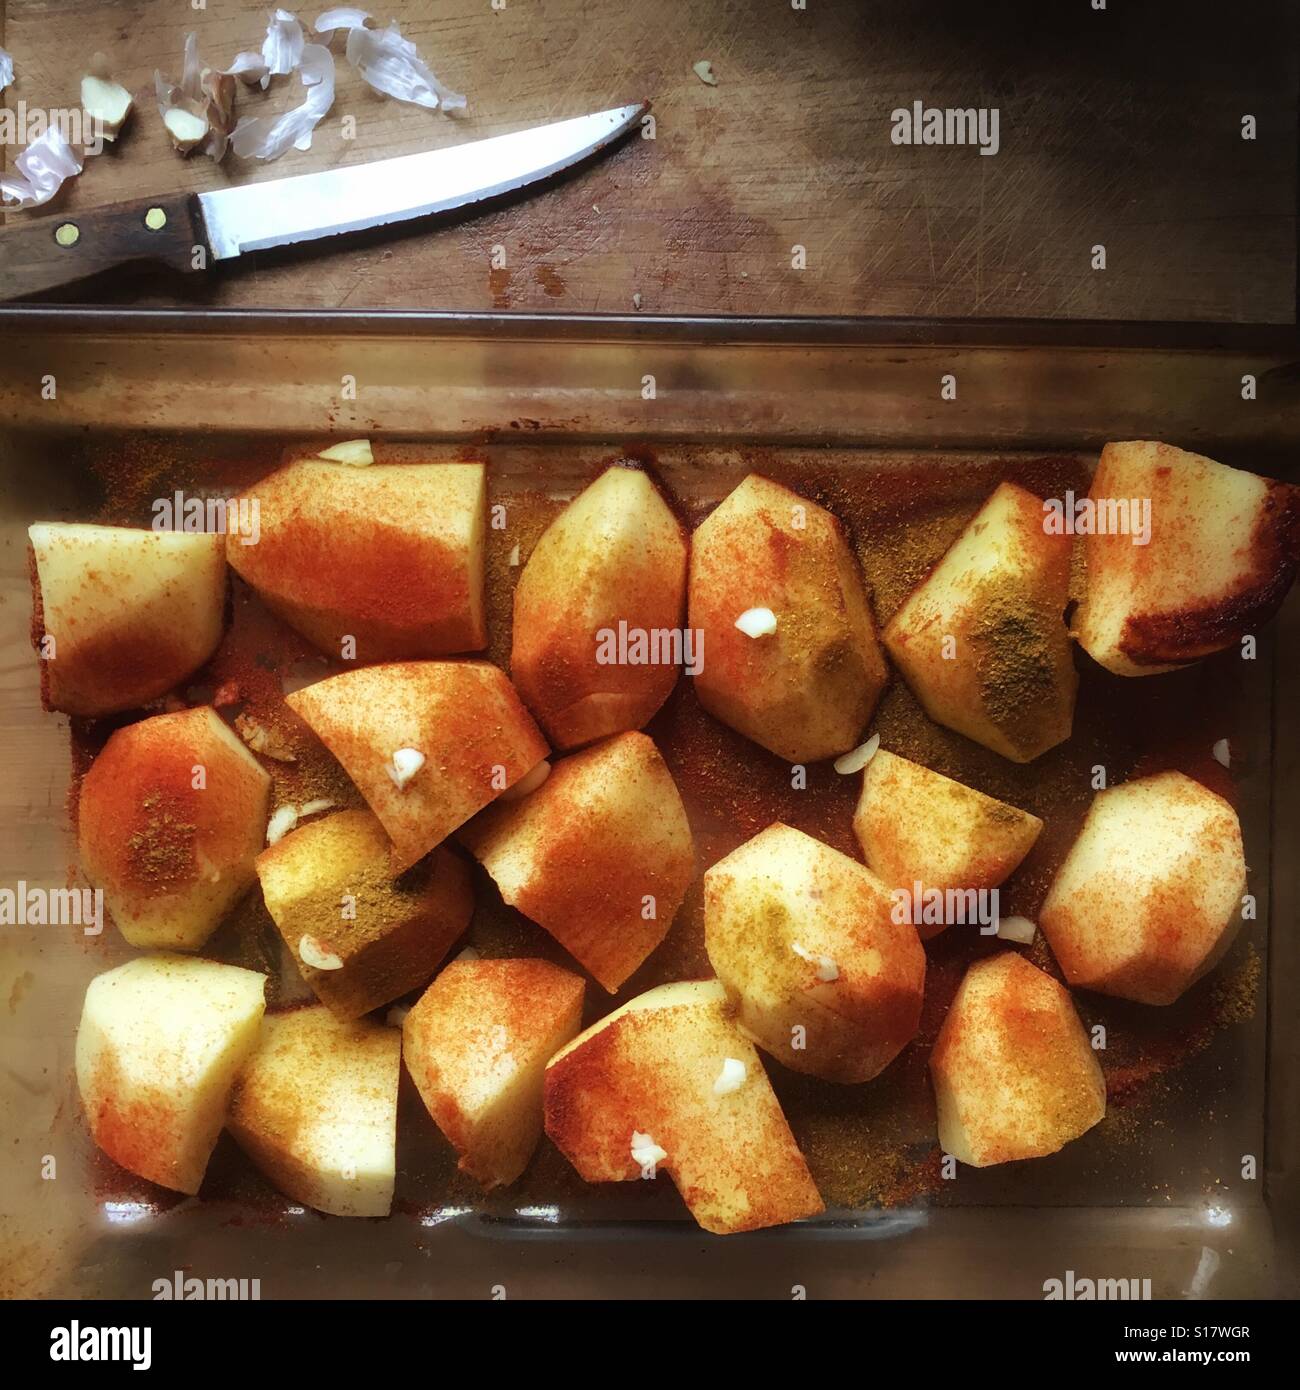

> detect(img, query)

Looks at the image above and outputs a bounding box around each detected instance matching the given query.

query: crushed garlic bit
[693,59,717,86]
[508,543,521,566]
[235,712,298,762]
[712,1057,747,1096]
[833,732,881,775]
[299,933,344,970]
[500,759,550,801]
[792,940,839,982]
[995,915,1037,945]
[316,438,373,465]
[385,1004,410,1027]
[298,797,336,818]
[266,804,300,845]
[630,1130,667,1171]
[388,746,425,789]
[735,607,777,639]
[1212,738,1230,769]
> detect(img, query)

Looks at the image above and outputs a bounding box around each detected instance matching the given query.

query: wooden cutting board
[1,0,1295,320]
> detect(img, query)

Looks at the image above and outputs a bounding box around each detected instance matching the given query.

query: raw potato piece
[256,809,474,1020]
[287,661,548,872]
[227,1005,401,1218]
[227,460,487,661]
[79,706,272,950]
[545,980,824,1235]
[704,823,925,1082]
[884,481,1077,762]
[403,958,585,1188]
[1073,441,1300,676]
[511,466,688,748]
[1039,771,1247,1005]
[852,749,1042,940]
[28,523,226,717]
[689,475,888,763]
[460,732,693,992]
[75,955,267,1195]
[930,952,1105,1167]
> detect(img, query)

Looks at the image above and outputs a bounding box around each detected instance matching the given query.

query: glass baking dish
[0,310,1296,1299]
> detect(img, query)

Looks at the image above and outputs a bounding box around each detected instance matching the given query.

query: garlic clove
[833,732,881,775]
[299,933,344,971]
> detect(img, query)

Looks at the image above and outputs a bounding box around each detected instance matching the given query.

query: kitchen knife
[0,102,647,301]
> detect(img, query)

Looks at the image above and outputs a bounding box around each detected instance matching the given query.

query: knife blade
[0,103,647,301]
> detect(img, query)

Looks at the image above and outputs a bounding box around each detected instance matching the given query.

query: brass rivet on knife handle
[0,191,210,301]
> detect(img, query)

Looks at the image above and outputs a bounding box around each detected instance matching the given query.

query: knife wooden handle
[0,192,209,300]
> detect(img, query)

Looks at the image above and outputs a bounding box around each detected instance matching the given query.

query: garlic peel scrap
[0,126,84,209]
[318,10,465,112]
[231,42,335,160]
[263,8,307,79]
[315,6,373,33]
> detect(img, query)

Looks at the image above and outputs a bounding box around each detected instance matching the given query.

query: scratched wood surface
[0,0,1296,320]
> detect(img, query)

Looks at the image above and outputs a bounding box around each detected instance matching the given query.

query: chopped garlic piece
[316,438,373,465]
[266,804,300,845]
[81,75,134,140]
[388,746,425,789]
[508,543,521,567]
[299,933,344,970]
[735,607,777,638]
[1212,738,1230,769]
[833,732,881,775]
[454,945,481,962]
[500,759,550,801]
[630,1130,667,1171]
[693,59,717,86]
[712,1057,747,1096]
[996,915,1037,945]
[298,798,336,818]
[163,105,209,152]
[792,940,839,982]
[385,1004,410,1028]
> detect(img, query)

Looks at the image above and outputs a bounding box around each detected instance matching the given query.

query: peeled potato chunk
[688,474,888,763]
[930,952,1105,1167]
[29,522,226,717]
[545,980,824,1235]
[226,459,486,662]
[704,823,925,1082]
[227,1005,401,1218]
[1073,441,1300,676]
[884,481,1077,763]
[852,749,1042,940]
[460,731,693,992]
[286,661,548,872]
[79,705,271,951]
[511,465,688,749]
[256,809,473,1020]
[403,958,585,1188]
[1039,771,1246,1005]
[75,954,266,1195]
